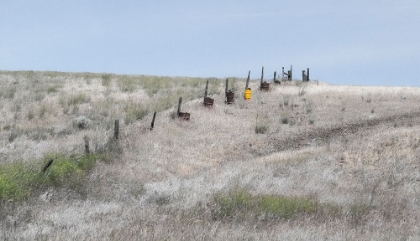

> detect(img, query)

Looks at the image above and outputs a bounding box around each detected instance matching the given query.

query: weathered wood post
[150,112,157,130]
[225,78,229,103]
[290,65,293,81]
[260,66,264,87]
[177,97,182,116]
[274,71,278,83]
[84,135,90,154]
[307,68,310,81]
[204,79,209,98]
[302,70,306,81]
[114,119,119,140]
[245,71,250,89]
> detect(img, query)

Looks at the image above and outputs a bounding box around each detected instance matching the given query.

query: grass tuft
[211,189,340,222]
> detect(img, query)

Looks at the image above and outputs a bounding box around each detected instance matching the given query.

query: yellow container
[244,88,252,100]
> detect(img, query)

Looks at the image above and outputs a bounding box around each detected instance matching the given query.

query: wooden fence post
[260,66,264,86]
[114,119,119,140]
[246,71,250,89]
[290,65,293,81]
[177,97,182,116]
[204,80,209,98]
[307,68,310,81]
[273,71,277,82]
[302,70,305,81]
[150,112,157,130]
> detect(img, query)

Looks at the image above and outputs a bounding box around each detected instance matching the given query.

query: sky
[1,0,419,86]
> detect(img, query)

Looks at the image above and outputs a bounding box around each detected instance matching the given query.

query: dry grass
[1,70,420,240]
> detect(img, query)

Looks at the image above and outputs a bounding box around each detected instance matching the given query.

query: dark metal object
[260,82,270,91]
[178,112,190,120]
[226,91,235,104]
[204,97,214,107]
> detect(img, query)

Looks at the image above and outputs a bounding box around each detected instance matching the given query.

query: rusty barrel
[244,88,252,100]
[226,92,235,104]
[203,97,214,107]
[260,82,270,91]
[178,112,190,121]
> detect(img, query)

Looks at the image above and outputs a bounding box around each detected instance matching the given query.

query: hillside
[1,71,420,240]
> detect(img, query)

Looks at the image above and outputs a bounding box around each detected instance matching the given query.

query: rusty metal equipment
[203,97,214,107]
[260,82,270,91]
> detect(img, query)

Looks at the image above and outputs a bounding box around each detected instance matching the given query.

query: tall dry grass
[1,70,420,240]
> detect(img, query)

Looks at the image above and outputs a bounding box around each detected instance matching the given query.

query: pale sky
[1,1,419,86]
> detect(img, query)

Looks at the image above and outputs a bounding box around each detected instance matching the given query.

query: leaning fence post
[114,119,119,140]
[273,71,277,83]
[246,71,250,89]
[150,112,157,130]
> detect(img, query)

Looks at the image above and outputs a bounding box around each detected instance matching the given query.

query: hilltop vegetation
[1,70,420,240]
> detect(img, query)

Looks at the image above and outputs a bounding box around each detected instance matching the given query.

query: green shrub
[211,190,340,221]
[0,153,101,201]
[258,195,317,219]
[43,156,85,188]
[213,189,252,219]
[0,161,40,201]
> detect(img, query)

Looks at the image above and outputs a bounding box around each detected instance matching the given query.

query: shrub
[125,102,148,124]
[118,77,137,92]
[258,195,317,219]
[211,190,340,221]
[0,153,102,201]
[213,189,252,220]
[69,93,91,105]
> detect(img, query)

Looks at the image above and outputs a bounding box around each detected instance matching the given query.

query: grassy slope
[1,71,420,240]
